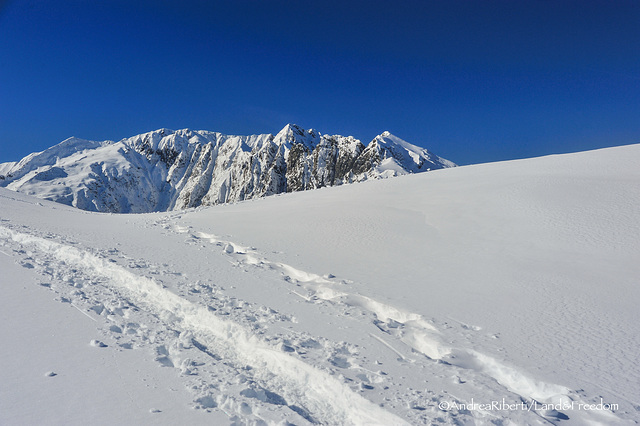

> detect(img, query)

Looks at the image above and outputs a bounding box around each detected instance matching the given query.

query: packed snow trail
[183,226,573,400]
[0,225,407,425]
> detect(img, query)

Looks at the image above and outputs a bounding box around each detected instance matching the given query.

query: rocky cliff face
[0,124,456,213]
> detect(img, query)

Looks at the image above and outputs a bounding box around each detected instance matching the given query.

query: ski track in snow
[162,217,627,424]
[0,224,405,425]
[0,215,627,425]
[170,216,627,424]
[179,224,568,395]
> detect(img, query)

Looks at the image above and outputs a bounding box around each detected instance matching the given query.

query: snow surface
[1,144,639,425]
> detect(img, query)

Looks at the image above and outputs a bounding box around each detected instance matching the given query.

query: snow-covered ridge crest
[0,124,455,213]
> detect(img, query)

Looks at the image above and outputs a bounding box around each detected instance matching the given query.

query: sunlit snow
[1,144,638,425]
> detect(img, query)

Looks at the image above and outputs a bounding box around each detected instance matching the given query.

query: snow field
[0,212,624,425]
[1,143,639,425]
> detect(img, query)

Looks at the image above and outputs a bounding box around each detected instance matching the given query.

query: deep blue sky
[1,0,639,165]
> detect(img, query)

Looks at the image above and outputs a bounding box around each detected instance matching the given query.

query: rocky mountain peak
[0,125,456,213]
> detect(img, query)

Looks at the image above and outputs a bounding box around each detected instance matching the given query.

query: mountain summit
[0,124,455,213]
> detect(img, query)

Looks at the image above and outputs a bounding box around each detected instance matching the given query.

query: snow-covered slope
[0,124,455,213]
[1,144,638,425]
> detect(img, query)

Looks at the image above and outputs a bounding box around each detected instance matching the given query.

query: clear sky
[1,0,638,165]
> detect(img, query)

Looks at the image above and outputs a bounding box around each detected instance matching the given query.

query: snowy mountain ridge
[0,124,455,213]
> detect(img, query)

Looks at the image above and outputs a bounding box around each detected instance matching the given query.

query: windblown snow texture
[0,124,455,213]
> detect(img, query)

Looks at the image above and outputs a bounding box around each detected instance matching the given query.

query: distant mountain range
[0,124,456,213]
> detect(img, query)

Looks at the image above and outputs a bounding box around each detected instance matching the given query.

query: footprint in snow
[90,339,107,348]
[329,355,352,369]
[155,345,174,367]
